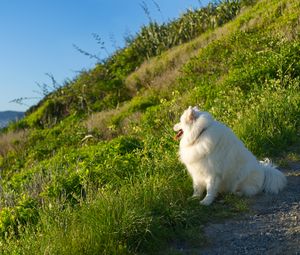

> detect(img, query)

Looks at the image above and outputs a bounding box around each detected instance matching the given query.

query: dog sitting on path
[174,106,286,205]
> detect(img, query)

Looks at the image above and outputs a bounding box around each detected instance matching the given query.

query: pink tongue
[174,129,183,140]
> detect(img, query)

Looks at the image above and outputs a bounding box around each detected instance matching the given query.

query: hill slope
[0,0,299,254]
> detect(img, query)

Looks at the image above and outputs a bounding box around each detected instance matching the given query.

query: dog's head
[173,106,201,140]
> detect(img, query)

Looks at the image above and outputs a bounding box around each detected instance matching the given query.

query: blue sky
[0,0,209,112]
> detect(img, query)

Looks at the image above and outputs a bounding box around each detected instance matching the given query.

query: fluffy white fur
[174,106,287,206]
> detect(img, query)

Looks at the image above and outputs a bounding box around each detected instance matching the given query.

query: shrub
[0,196,39,237]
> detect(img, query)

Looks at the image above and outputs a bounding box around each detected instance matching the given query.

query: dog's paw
[192,192,202,198]
[200,197,213,206]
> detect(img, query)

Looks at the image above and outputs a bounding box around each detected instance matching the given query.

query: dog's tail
[260,158,287,194]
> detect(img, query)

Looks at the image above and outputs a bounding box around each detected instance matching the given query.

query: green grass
[1,170,247,255]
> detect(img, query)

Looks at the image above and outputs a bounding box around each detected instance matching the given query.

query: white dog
[174,106,286,205]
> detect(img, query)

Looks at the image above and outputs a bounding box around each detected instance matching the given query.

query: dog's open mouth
[174,129,183,140]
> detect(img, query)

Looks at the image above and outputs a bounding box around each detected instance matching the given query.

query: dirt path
[178,160,300,255]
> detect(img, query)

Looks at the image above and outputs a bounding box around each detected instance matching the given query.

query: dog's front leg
[192,181,205,198]
[200,176,221,206]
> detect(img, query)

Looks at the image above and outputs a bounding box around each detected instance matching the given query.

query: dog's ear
[187,106,196,122]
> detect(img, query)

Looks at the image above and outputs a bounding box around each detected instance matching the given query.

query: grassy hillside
[0,0,300,253]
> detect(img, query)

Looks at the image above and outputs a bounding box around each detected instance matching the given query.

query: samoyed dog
[174,106,286,206]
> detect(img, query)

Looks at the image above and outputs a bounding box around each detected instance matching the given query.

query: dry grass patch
[85,104,142,140]
[124,4,256,95]
[0,129,28,157]
[85,109,120,140]
[125,32,212,94]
